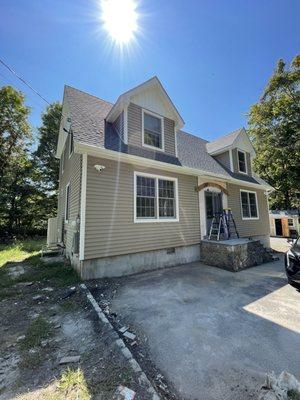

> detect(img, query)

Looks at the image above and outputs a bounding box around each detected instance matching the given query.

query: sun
[100,0,138,44]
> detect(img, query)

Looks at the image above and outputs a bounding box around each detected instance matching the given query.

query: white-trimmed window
[69,131,74,158]
[288,218,294,227]
[238,150,247,174]
[65,183,70,222]
[240,190,259,220]
[142,110,164,151]
[134,172,178,222]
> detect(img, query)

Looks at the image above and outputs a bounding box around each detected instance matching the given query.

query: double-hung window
[134,172,178,222]
[238,150,247,173]
[240,190,259,219]
[142,110,164,150]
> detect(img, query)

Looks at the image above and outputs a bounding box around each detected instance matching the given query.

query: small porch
[200,238,276,272]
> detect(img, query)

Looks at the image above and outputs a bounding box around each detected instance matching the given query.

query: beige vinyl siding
[128,102,176,156]
[232,148,252,176]
[84,156,200,260]
[57,133,82,253]
[113,111,124,141]
[227,183,270,237]
[214,151,231,170]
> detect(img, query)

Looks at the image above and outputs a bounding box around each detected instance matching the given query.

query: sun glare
[100,0,138,44]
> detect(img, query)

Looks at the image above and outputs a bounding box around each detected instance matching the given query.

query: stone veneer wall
[200,240,273,272]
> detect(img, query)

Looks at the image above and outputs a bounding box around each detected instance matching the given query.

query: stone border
[80,284,161,400]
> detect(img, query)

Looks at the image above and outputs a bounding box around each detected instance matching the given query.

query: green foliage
[0,86,31,183]
[0,84,61,237]
[248,55,300,209]
[35,102,61,191]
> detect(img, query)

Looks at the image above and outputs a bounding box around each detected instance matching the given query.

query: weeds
[20,316,52,350]
[58,368,91,400]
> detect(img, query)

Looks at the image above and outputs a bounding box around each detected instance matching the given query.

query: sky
[1,0,300,147]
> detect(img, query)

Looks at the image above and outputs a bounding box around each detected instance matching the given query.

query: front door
[275,218,283,236]
[205,191,223,234]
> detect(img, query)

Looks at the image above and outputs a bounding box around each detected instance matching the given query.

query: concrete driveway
[111,259,300,400]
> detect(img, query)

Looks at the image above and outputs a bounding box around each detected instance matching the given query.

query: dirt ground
[0,252,154,400]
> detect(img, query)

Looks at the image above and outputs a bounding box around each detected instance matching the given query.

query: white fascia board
[207,128,256,158]
[106,76,184,129]
[74,142,273,191]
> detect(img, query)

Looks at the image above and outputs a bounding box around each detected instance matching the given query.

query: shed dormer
[106,77,184,157]
[206,128,255,176]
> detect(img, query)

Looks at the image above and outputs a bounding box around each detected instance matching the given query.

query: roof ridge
[65,85,114,105]
[208,127,244,144]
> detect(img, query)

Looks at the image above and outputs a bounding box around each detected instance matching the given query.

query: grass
[0,238,45,268]
[20,316,52,350]
[58,368,91,400]
[0,238,80,297]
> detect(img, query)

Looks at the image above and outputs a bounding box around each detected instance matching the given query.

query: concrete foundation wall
[79,244,200,279]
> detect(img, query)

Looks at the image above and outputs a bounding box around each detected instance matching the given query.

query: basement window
[134,172,178,222]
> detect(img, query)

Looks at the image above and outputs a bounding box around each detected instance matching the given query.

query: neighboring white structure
[269,210,300,238]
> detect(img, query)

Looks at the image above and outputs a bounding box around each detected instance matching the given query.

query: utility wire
[0,57,70,130]
[0,58,51,105]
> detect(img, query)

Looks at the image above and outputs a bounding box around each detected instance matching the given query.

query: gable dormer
[206,128,255,176]
[106,77,184,157]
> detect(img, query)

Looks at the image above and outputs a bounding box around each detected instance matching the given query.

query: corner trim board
[79,154,87,260]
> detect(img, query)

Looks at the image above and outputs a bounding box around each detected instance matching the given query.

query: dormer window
[238,150,247,174]
[142,110,164,151]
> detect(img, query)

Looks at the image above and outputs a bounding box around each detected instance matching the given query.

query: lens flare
[101,0,138,44]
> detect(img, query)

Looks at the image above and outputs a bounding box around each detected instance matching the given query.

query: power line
[0,58,51,105]
[0,57,70,129]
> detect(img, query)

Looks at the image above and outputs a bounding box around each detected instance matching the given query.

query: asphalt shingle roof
[65,85,113,148]
[64,86,268,186]
[206,128,243,154]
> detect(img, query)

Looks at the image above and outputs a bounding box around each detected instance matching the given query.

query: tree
[0,87,62,238]
[248,55,300,210]
[0,86,31,185]
[34,102,62,193]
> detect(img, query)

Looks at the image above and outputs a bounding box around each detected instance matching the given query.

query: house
[269,210,300,238]
[53,76,274,278]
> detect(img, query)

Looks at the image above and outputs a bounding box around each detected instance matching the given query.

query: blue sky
[1,0,300,145]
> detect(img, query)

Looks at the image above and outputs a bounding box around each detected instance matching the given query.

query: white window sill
[134,218,179,223]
